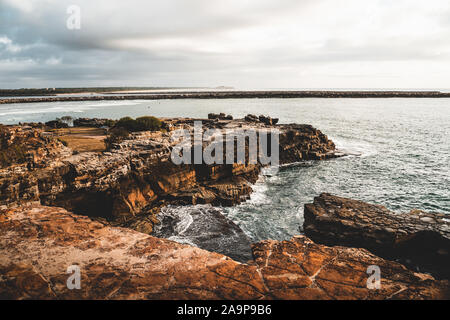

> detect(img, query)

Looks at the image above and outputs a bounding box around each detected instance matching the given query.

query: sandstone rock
[0,125,71,170]
[0,117,339,262]
[304,193,450,279]
[44,120,68,129]
[0,117,338,226]
[0,204,447,300]
[252,236,449,300]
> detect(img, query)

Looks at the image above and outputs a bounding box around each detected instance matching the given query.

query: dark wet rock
[73,118,114,128]
[44,120,69,129]
[208,113,233,120]
[244,114,259,122]
[258,115,279,125]
[153,205,253,262]
[244,114,279,126]
[279,124,337,163]
[304,193,450,279]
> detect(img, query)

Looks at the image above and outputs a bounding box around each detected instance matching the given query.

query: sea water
[1,98,448,242]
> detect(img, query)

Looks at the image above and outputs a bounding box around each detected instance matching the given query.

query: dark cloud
[0,0,449,89]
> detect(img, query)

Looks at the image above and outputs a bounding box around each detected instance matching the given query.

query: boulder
[244,114,259,122]
[207,113,233,120]
[304,193,450,279]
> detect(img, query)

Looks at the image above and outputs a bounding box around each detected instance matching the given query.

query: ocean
[1,98,449,242]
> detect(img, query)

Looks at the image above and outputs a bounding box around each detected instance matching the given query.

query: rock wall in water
[304,193,450,279]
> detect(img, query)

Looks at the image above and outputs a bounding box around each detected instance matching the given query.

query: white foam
[330,136,378,158]
[247,178,270,205]
[159,205,196,235]
[84,101,141,107]
[167,235,197,247]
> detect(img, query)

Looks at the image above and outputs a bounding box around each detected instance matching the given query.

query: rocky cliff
[304,193,450,279]
[0,116,338,262]
[2,117,448,299]
[0,117,337,226]
[1,204,448,300]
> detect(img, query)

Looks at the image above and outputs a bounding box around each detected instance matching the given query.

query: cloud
[0,0,449,88]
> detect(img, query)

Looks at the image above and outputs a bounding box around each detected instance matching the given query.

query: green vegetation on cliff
[115,116,162,132]
[105,116,162,149]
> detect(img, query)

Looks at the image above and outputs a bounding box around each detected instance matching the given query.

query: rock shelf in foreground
[0,204,448,300]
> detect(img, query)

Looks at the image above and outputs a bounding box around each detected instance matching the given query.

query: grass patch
[53,127,107,153]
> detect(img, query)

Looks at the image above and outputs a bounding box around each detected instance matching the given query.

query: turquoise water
[1,98,449,242]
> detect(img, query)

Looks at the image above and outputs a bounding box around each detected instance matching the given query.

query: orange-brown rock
[0,117,342,270]
[0,125,71,170]
[0,118,338,225]
[0,204,448,300]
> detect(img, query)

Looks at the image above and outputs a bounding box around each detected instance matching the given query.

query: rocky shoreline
[0,116,337,221]
[0,115,449,299]
[304,193,450,279]
[2,90,450,104]
[1,204,448,300]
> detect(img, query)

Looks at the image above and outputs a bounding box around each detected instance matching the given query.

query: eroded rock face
[0,204,448,300]
[0,126,72,206]
[0,125,71,170]
[304,193,450,279]
[0,117,337,226]
[252,236,449,300]
[0,117,342,286]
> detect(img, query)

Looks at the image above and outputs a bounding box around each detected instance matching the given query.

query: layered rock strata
[304,193,450,279]
[0,204,448,300]
[0,117,337,227]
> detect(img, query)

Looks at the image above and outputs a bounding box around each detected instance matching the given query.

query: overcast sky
[1,0,450,89]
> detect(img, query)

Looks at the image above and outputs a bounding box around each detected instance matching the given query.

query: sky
[1,0,450,89]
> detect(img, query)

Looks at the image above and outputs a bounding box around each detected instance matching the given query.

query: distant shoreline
[2,90,450,104]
